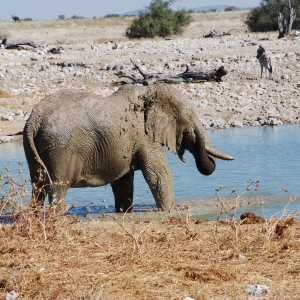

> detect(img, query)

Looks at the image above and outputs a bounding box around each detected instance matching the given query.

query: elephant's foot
[115,199,133,213]
[157,198,175,212]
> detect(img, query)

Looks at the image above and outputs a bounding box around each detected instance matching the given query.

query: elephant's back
[31,89,139,146]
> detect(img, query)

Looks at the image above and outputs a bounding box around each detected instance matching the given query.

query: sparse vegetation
[0,169,299,299]
[125,0,192,38]
[0,17,134,32]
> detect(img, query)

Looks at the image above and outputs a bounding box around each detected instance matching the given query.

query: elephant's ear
[143,85,188,154]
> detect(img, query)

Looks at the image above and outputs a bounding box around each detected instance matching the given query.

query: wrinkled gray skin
[23,84,234,212]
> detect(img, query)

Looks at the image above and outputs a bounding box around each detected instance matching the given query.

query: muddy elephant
[23,84,234,212]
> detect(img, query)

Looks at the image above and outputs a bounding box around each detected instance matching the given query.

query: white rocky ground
[0,14,299,143]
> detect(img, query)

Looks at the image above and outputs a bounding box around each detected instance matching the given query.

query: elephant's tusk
[205,146,235,161]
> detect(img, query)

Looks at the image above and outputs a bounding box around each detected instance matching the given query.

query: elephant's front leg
[139,144,174,211]
[111,170,134,212]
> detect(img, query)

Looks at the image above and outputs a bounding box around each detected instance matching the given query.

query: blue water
[0,125,299,218]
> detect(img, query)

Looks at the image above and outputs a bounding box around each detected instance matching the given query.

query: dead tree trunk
[278,0,296,38]
[115,60,228,85]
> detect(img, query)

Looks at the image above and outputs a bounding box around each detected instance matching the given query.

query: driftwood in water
[115,60,228,85]
[0,38,39,49]
[203,28,234,38]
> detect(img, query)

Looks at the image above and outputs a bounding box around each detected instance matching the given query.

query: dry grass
[0,11,247,31]
[191,10,249,23]
[0,171,299,299]
[0,10,249,43]
[0,17,134,31]
[1,196,300,299]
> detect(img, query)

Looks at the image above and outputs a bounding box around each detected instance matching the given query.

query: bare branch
[115,61,228,85]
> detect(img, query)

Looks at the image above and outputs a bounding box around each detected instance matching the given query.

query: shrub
[70,15,85,20]
[125,0,192,38]
[245,0,300,32]
[225,6,239,12]
[104,14,120,18]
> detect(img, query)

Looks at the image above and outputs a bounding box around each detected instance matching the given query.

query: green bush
[245,0,300,32]
[225,6,239,12]
[104,14,120,18]
[125,0,192,38]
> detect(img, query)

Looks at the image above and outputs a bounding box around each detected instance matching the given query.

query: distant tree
[245,0,300,33]
[70,15,85,20]
[125,0,192,38]
[104,14,120,18]
[225,6,239,12]
[278,0,297,38]
[58,15,66,20]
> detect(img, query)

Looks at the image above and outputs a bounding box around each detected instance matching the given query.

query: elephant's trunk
[194,129,216,176]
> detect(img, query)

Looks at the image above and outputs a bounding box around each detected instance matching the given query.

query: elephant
[23,84,234,212]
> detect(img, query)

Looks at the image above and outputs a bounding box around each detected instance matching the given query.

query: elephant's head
[142,84,234,175]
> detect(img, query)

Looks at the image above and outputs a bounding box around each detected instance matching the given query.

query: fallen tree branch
[115,60,228,85]
[203,28,235,38]
[0,38,39,49]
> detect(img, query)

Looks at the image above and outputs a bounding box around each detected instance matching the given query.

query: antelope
[12,14,21,22]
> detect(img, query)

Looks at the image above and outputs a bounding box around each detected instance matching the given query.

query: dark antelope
[12,14,21,22]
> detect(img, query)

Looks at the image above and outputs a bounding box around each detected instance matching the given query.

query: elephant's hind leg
[111,171,134,212]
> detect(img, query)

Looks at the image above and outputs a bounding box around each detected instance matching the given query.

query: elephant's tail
[23,114,53,188]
